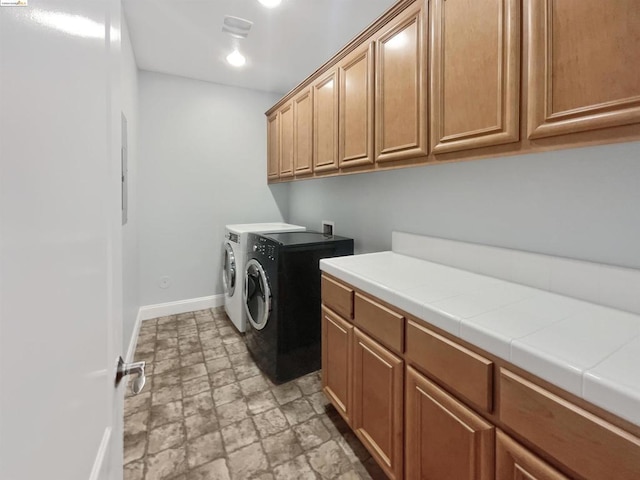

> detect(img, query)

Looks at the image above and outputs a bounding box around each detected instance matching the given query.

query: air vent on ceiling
[222,15,253,39]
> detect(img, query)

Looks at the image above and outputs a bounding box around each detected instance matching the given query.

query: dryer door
[244,259,271,330]
[222,242,236,297]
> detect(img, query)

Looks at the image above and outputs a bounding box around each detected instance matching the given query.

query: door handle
[115,356,146,394]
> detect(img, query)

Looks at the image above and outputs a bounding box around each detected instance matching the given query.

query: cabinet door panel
[528,0,640,138]
[375,1,428,163]
[405,366,494,480]
[294,88,313,175]
[431,0,520,153]
[339,42,374,168]
[279,101,294,178]
[313,69,339,172]
[353,328,403,479]
[496,430,569,480]
[321,307,352,423]
[267,112,279,180]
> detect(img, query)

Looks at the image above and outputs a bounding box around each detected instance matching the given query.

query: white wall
[289,141,640,269]
[138,71,288,306]
[121,17,140,348]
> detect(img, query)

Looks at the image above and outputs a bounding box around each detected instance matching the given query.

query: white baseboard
[125,308,143,363]
[139,294,224,322]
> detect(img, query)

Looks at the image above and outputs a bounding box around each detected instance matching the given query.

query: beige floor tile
[206,356,232,374]
[217,399,249,427]
[124,410,149,436]
[307,440,352,478]
[226,442,269,479]
[150,400,183,429]
[293,417,332,450]
[221,418,259,453]
[187,458,230,480]
[212,382,242,407]
[147,421,185,455]
[152,371,181,390]
[154,357,181,375]
[181,363,208,381]
[246,390,278,416]
[337,431,372,464]
[186,431,225,469]
[181,351,205,368]
[281,398,315,426]
[252,408,289,438]
[182,375,210,397]
[146,445,188,480]
[210,368,236,388]
[271,382,302,405]
[183,391,214,417]
[232,362,261,380]
[123,459,144,480]
[124,392,151,418]
[296,372,322,395]
[123,432,147,465]
[272,454,317,480]
[185,411,219,440]
[152,385,183,406]
[261,429,303,467]
[156,337,178,350]
[239,375,269,396]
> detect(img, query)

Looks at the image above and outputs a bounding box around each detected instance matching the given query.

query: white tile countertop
[320,251,640,427]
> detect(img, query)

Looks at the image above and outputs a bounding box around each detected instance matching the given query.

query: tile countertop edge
[319,254,640,429]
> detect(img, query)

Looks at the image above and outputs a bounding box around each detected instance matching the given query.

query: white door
[0,1,125,479]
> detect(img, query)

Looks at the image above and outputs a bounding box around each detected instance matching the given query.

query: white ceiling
[123,0,397,95]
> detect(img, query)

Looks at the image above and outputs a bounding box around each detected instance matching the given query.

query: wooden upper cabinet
[353,328,403,480]
[375,1,428,163]
[313,69,339,172]
[527,0,640,139]
[496,430,569,480]
[267,112,279,180]
[279,101,294,178]
[405,366,495,480]
[293,88,313,176]
[339,42,375,168]
[430,0,520,153]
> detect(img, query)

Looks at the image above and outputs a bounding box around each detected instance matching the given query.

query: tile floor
[123,307,387,480]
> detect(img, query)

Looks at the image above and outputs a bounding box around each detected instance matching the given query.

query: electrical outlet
[159,276,171,289]
[322,220,335,236]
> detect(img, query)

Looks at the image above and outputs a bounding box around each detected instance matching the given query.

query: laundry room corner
[136,71,290,314]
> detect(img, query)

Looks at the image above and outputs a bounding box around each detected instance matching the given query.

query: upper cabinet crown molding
[430,0,521,154]
[527,0,640,139]
[375,1,429,163]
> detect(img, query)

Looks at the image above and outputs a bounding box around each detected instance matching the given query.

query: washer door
[243,259,271,330]
[222,243,236,297]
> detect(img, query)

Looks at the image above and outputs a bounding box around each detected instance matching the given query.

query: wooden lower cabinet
[321,306,353,424]
[405,366,494,480]
[496,430,569,480]
[352,327,404,480]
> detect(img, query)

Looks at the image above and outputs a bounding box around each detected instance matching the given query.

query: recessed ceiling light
[226,49,246,67]
[258,0,281,8]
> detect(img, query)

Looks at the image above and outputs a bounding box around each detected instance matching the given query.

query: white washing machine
[222,223,305,332]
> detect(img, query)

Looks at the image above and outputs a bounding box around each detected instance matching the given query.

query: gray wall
[122,17,139,348]
[289,141,640,269]
[138,71,288,306]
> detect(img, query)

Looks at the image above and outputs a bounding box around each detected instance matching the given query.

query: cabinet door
[293,88,313,175]
[527,0,640,139]
[405,366,494,480]
[279,101,294,178]
[352,328,403,480]
[339,42,375,168]
[375,1,428,163]
[313,69,339,172]
[267,112,279,180]
[430,0,520,153]
[321,307,353,424]
[496,430,569,480]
